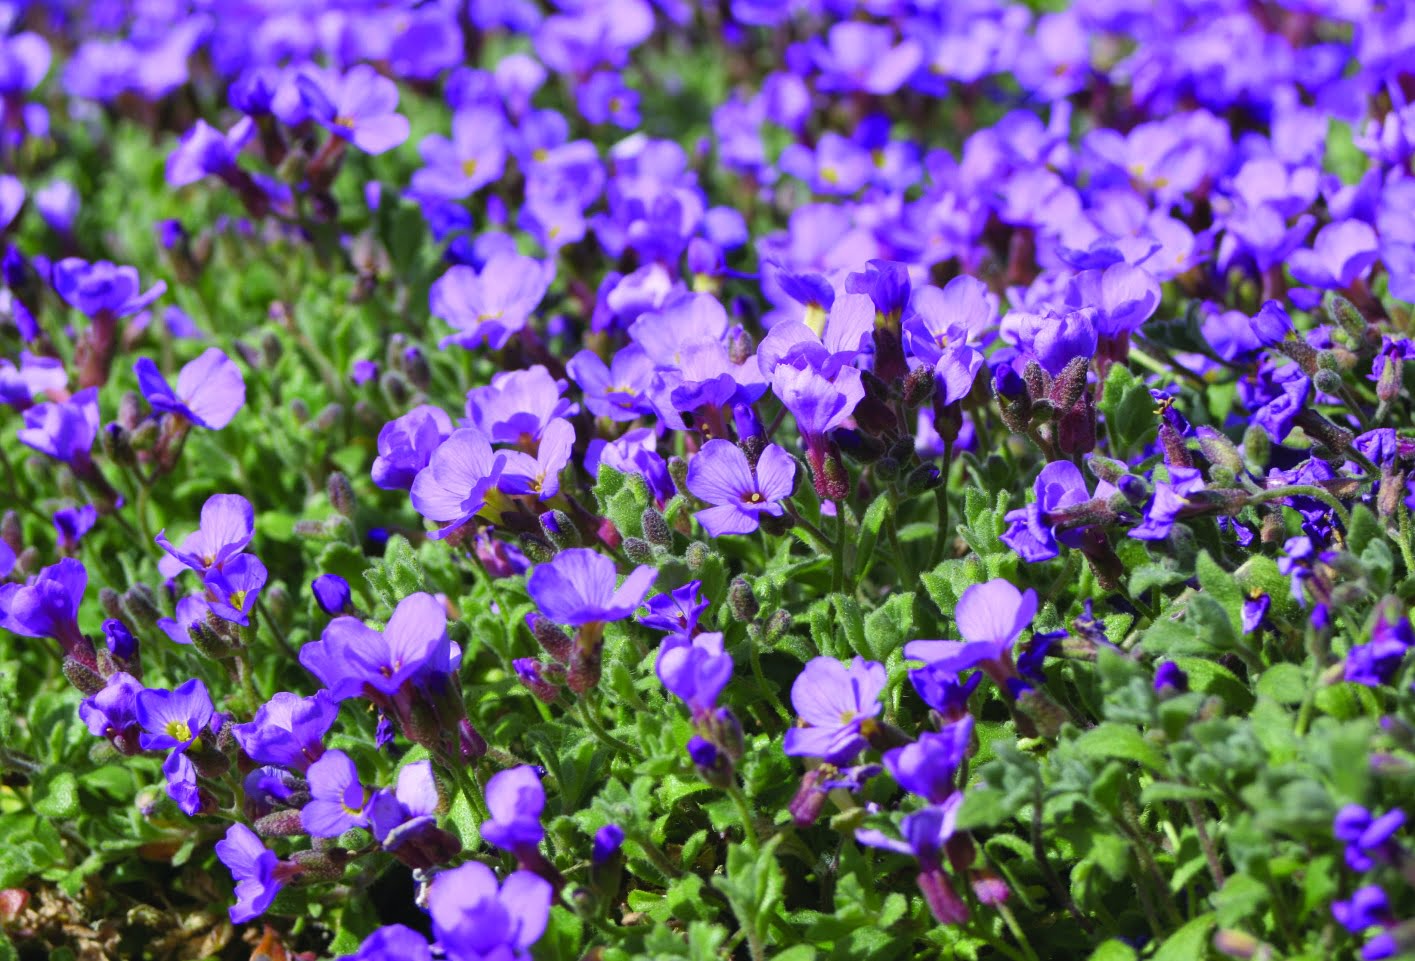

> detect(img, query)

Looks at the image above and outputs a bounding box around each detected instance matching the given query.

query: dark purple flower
[1346,604,1412,687]
[0,352,66,411]
[656,631,734,714]
[298,65,409,155]
[481,765,545,855]
[231,690,338,772]
[856,793,965,866]
[155,493,254,579]
[1000,460,1108,562]
[1063,263,1160,336]
[0,557,87,651]
[426,862,551,961]
[686,441,796,537]
[312,574,354,616]
[527,549,656,627]
[1242,594,1270,634]
[908,667,982,722]
[52,259,165,318]
[300,592,453,702]
[1131,466,1206,541]
[811,22,922,96]
[215,823,285,923]
[638,581,709,636]
[1008,307,1099,376]
[101,619,137,661]
[162,750,202,816]
[592,824,625,864]
[52,505,97,552]
[1334,805,1406,872]
[1332,885,1392,935]
[1153,661,1189,695]
[409,429,507,539]
[783,656,886,764]
[136,678,213,751]
[166,118,255,188]
[78,672,143,741]
[882,717,973,804]
[134,348,246,430]
[372,405,454,491]
[302,749,370,837]
[367,759,441,846]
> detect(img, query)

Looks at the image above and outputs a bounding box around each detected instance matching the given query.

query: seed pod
[684,541,712,571]
[1312,368,1344,397]
[1327,295,1367,338]
[727,577,759,621]
[518,533,555,564]
[1378,354,1403,404]
[255,810,307,837]
[404,347,432,392]
[289,398,310,423]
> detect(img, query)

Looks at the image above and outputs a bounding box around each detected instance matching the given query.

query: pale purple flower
[302,749,370,837]
[500,418,575,500]
[298,64,409,155]
[134,348,246,430]
[656,631,734,713]
[432,253,552,350]
[783,656,886,764]
[526,548,657,626]
[155,493,254,579]
[905,579,1038,673]
[686,440,796,536]
[410,429,507,539]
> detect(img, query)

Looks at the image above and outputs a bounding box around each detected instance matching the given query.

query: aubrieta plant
[4,1,1415,960]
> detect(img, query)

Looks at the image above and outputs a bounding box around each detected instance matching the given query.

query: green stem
[996,902,1041,961]
[726,782,760,849]
[747,626,791,725]
[1248,484,1353,530]
[831,504,846,595]
[577,699,644,761]
[448,762,489,823]
[788,510,833,554]
[1399,507,1415,579]
[929,438,954,570]
[257,596,295,659]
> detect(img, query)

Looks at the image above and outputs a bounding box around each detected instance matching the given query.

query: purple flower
[1000,460,1109,563]
[300,592,453,702]
[481,765,545,855]
[165,118,255,188]
[18,387,99,465]
[856,793,965,865]
[163,750,202,816]
[1334,805,1406,872]
[302,749,370,837]
[1153,661,1189,695]
[782,656,886,764]
[157,595,210,646]
[811,22,922,96]
[136,678,214,751]
[79,672,143,742]
[526,548,657,626]
[52,259,165,318]
[882,716,973,804]
[771,364,865,454]
[638,581,709,637]
[215,823,285,923]
[905,579,1039,680]
[579,72,640,128]
[298,65,409,155]
[1346,604,1413,687]
[339,926,434,961]
[464,366,576,445]
[411,108,507,200]
[0,557,87,651]
[204,554,268,626]
[409,429,508,539]
[372,405,454,491]
[1242,594,1270,635]
[0,352,66,411]
[133,348,246,430]
[368,760,442,847]
[427,862,551,961]
[1332,885,1392,935]
[1253,375,1311,442]
[53,505,97,552]
[1063,263,1160,336]
[35,181,78,234]
[567,345,658,421]
[1131,466,1205,541]
[901,279,996,403]
[757,292,874,380]
[656,631,734,714]
[686,441,796,537]
[432,254,552,350]
[313,574,354,616]
[593,824,625,864]
[1289,220,1381,290]
[500,418,575,501]
[909,666,982,722]
[0,175,22,231]
[155,493,254,579]
[101,619,137,661]
[1008,307,1099,377]
[231,691,338,772]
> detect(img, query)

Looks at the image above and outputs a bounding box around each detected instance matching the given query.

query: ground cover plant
[2,1,1415,959]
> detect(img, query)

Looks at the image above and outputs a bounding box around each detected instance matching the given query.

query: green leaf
[1255,664,1307,705]
[862,592,914,661]
[1212,873,1269,927]
[1346,504,1382,558]
[1154,914,1215,961]
[711,836,785,954]
[1072,723,1167,772]
[33,771,79,820]
[1099,364,1158,456]
[1088,940,1139,961]
[1195,550,1242,628]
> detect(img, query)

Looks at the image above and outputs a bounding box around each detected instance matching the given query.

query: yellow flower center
[165,721,192,742]
[462,158,478,178]
[334,116,356,130]
[820,166,840,185]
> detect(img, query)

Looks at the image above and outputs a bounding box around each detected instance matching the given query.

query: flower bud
[903,366,936,408]
[313,403,343,433]
[99,587,125,620]
[668,455,689,495]
[62,656,105,696]
[541,510,580,550]
[127,420,158,453]
[765,609,793,642]
[1327,295,1367,338]
[1312,368,1344,397]
[1048,355,1090,415]
[290,849,345,882]
[688,736,734,790]
[727,577,758,621]
[122,584,161,626]
[526,613,573,663]
[290,398,310,423]
[517,533,555,564]
[567,642,602,694]
[623,537,654,564]
[255,810,307,837]
[917,868,969,926]
[684,541,712,571]
[641,508,672,547]
[788,768,831,827]
[1242,424,1270,469]
[327,472,355,517]
[381,371,410,406]
[514,658,561,703]
[904,463,942,496]
[1378,355,1403,404]
[1195,426,1243,476]
[404,348,432,392]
